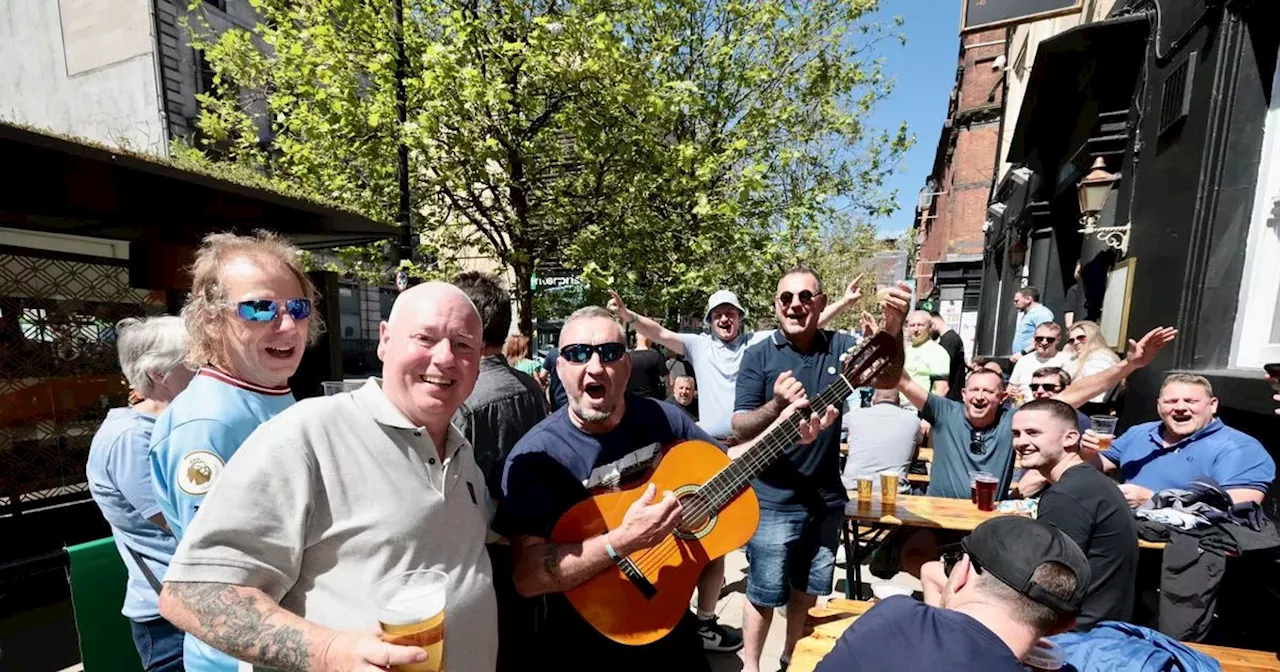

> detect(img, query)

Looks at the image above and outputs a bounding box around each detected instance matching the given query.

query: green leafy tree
[572,0,912,321]
[182,0,910,333]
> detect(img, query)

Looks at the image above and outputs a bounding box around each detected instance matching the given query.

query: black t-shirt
[542,348,568,412]
[494,396,718,667]
[626,348,667,399]
[815,596,1024,672]
[938,330,966,402]
[665,394,698,421]
[1036,464,1138,630]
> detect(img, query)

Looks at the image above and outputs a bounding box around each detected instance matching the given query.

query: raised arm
[1054,327,1178,409]
[160,582,423,672]
[606,290,686,356]
[818,275,864,328]
[896,368,929,412]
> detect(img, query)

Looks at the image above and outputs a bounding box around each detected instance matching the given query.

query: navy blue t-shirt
[815,596,1024,672]
[733,329,857,511]
[493,395,720,666]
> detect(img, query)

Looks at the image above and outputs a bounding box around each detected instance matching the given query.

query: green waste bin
[66,537,143,672]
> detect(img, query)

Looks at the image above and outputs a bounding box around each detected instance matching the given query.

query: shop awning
[0,123,398,250]
[1006,12,1151,167]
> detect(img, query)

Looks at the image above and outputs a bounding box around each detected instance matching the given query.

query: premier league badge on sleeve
[177,450,226,496]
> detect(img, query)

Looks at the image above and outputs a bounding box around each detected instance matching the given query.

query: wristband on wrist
[625,313,639,328]
[604,535,623,564]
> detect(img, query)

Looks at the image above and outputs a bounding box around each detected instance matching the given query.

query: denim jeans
[744,506,842,608]
[130,616,185,672]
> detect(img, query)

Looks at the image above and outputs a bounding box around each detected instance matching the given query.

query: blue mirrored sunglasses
[234,298,312,323]
[560,342,626,364]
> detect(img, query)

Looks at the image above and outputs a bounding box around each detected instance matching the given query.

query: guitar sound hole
[675,492,714,538]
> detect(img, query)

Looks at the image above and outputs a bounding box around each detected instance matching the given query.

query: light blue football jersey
[149,366,294,672]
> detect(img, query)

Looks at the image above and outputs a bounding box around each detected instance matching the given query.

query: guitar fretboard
[697,340,889,512]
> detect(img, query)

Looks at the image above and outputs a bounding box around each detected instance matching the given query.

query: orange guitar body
[550,439,760,646]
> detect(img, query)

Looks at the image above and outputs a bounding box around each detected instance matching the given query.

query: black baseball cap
[961,516,1091,614]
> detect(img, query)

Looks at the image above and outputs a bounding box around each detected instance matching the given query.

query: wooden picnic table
[841,494,1165,599]
[788,610,1280,672]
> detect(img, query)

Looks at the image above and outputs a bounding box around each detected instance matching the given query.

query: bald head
[378,281,483,441]
[388,281,481,330]
[906,310,932,346]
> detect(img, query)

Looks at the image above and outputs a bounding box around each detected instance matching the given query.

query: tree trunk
[514,263,534,336]
[392,0,412,273]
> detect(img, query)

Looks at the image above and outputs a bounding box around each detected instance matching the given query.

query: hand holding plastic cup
[1090,415,1119,450]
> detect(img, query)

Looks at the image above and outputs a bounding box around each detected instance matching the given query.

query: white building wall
[0,0,167,153]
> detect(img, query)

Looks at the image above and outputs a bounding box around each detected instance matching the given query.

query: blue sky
[861,1,962,238]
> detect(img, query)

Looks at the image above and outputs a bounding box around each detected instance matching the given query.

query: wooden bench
[1187,643,1280,672]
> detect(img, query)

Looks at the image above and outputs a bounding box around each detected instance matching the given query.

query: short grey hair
[560,306,623,345]
[116,316,190,398]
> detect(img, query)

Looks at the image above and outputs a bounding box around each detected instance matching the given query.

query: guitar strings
[627,344,890,579]
[630,375,854,576]
[629,361,874,578]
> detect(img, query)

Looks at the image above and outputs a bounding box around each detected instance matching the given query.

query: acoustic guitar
[551,331,903,645]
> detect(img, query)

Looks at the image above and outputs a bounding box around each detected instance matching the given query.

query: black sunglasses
[969,430,986,455]
[777,290,821,305]
[1069,333,1088,342]
[1033,336,1057,344]
[560,342,626,364]
[1028,382,1062,392]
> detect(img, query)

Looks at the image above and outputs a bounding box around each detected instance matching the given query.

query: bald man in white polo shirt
[158,282,497,672]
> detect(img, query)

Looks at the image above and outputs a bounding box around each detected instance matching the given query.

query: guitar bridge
[615,556,658,600]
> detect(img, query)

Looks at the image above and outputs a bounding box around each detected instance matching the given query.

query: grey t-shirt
[453,355,547,496]
[841,402,920,492]
[676,330,771,439]
[920,395,1016,500]
[166,380,498,672]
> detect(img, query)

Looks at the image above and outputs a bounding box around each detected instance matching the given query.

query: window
[1230,50,1280,367]
[338,285,361,341]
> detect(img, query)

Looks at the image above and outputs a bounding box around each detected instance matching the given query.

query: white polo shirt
[166,379,497,672]
[677,330,772,439]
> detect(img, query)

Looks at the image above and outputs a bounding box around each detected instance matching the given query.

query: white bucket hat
[704,289,748,325]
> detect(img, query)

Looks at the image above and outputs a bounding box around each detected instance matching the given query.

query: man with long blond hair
[149,230,319,672]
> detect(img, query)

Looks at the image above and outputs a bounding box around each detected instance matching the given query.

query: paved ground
[702,547,920,672]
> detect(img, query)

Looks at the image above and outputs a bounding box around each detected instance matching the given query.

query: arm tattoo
[167,582,313,672]
[541,543,565,579]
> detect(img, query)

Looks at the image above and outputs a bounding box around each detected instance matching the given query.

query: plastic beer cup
[375,569,448,672]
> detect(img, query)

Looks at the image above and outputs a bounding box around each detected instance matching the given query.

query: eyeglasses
[777,290,821,305]
[1033,336,1057,344]
[560,342,626,364]
[232,298,312,323]
[969,430,987,455]
[1069,334,1088,343]
[1029,382,1062,392]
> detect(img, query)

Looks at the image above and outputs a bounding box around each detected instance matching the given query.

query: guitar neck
[701,373,855,511]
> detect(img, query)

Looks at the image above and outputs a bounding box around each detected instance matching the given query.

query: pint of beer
[375,569,448,672]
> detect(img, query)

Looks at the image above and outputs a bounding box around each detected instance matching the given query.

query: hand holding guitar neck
[777,401,841,446]
[608,483,683,557]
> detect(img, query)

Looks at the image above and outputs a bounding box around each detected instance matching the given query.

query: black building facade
[982,0,1279,450]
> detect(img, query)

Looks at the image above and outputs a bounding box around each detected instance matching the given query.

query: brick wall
[914,28,1006,295]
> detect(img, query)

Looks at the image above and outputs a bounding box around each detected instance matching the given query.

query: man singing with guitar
[732,265,906,672]
[492,305,841,669]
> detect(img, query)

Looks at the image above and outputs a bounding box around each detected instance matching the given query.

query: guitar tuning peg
[839,353,847,362]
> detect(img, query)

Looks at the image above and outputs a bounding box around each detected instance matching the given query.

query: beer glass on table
[1089,416,1119,450]
[973,474,999,512]
[879,471,900,507]
[375,569,447,672]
